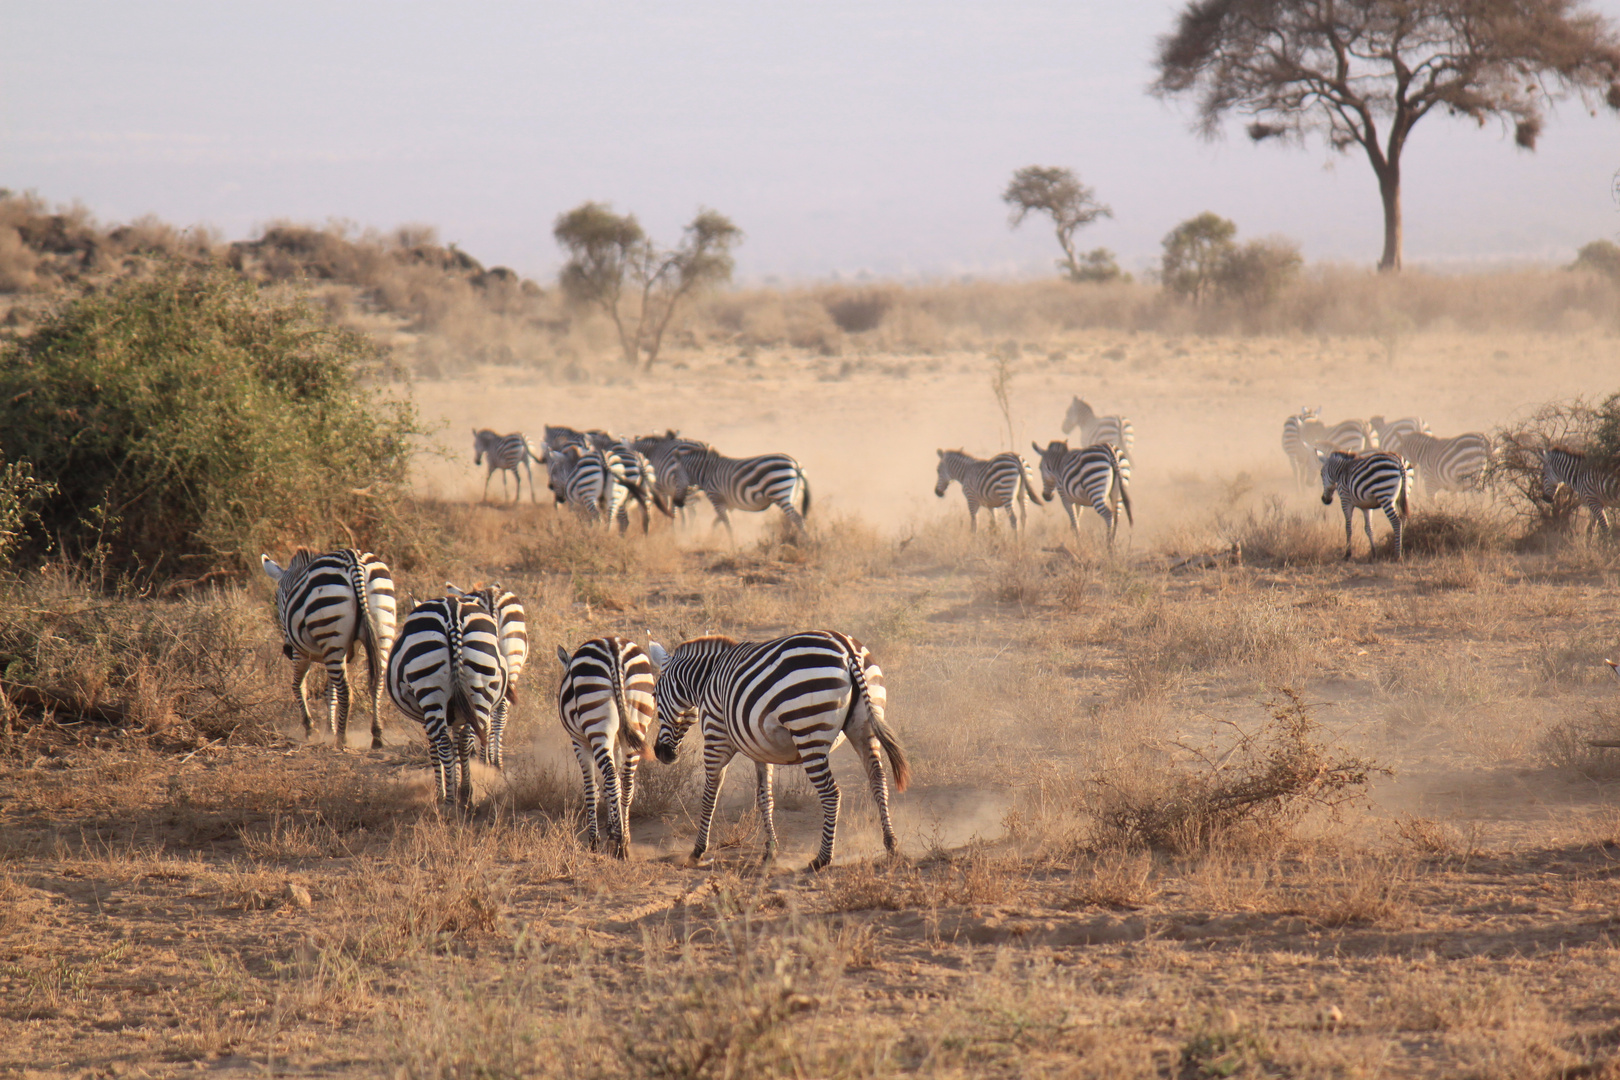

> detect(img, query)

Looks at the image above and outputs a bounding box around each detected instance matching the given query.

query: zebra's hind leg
[1062,497,1080,541]
[591,738,625,854]
[291,656,316,738]
[1383,503,1404,560]
[484,700,507,769]
[455,723,477,811]
[427,724,456,808]
[755,762,777,866]
[1362,507,1377,561]
[967,499,979,533]
[691,746,736,866]
[326,660,351,748]
[617,753,640,859]
[571,738,600,851]
[802,752,842,873]
[861,735,899,855]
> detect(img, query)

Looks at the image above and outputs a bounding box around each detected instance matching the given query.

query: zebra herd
[474,425,811,539]
[262,545,904,870]
[935,397,1136,548]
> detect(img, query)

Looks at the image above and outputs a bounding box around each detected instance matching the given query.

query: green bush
[0,267,428,577]
[0,456,54,567]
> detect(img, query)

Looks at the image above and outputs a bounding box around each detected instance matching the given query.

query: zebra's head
[1317,449,1352,505]
[1062,397,1093,435]
[934,450,956,497]
[648,636,734,765]
[1032,441,1067,502]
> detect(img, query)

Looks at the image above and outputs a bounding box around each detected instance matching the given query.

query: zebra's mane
[285,548,318,576]
[1549,444,1586,459]
[679,634,738,648]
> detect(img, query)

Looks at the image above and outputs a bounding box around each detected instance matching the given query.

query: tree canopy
[1002,166,1115,283]
[1152,0,1620,271]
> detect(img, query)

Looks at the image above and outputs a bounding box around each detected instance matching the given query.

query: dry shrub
[1068,849,1158,909]
[1124,589,1316,689]
[1220,498,1341,567]
[820,286,895,333]
[1092,691,1386,854]
[1537,702,1620,778]
[1269,855,1414,928]
[821,849,1017,912]
[1401,506,1505,557]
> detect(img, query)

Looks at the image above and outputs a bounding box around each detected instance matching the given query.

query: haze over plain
[5,0,1620,280]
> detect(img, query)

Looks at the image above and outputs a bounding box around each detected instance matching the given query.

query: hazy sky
[6,2,1620,281]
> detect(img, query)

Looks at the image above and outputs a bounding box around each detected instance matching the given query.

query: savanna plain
[7,319,1620,1079]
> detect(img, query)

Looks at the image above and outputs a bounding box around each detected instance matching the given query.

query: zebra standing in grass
[1368,416,1431,450]
[1541,447,1620,534]
[1317,450,1412,561]
[934,449,1043,533]
[1282,407,1324,488]
[447,583,528,770]
[603,440,671,533]
[1062,397,1135,484]
[261,549,397,749]
[1381,430,1490,498]
[632,431,698,518]
[556,637,658,858]
[387,594,508,809]
[1032,441,1133,549]
[1316,418,1372,454]
[650,630,908,872]
[472,430,539,504]
[668,443,810,538]
[544,444,652,533]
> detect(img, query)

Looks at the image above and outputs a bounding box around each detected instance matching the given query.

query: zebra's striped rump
[557,637,658,858]
[1317,450,1411,561]
[649,630,907,872]
[1281,407,1323,488]
[1062,397,1135,483]
[447,583,528,769]
[934,449,1042,533]
[670,445,810,538]
[1032,440,1133,549]
[387,595,508,809]
[261,548,397,749]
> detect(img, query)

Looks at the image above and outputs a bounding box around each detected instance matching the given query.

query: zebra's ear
[260,555,284,582]
[648,641,669,669]
[936,449,943,459]
[1031,442,1041,454]
[556,645,571,667]
[1314,448,1328,463]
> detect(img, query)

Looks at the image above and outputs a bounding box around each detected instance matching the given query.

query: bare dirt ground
[5,330,1620,1078]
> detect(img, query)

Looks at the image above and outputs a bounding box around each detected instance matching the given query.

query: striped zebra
[1382,430,1490,498]
[1282,407,1323,487]
[1368,415,1431,450]
[650,630,909,872]
[1315,418,1372,454]
[1317,450,1412,560]
[632,431,699,517]
[1032,441,1133,549]
[556,637,658,858]
[544,444,652,533]
[934,449,1043,533]
[1541,447,1620,533]
[472,429,538,504]
[603,440,671,533]
[668,444,811,538]
[387,594,508,809]
[1061,397,1135,484]
[446,583,528,769]
[261,548,397,749]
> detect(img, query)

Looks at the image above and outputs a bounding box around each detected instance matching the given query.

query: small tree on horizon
[553,203,742,370]
[1162,212,1238,303]
[1151,0,1620,273]
[1002,166,1115,283]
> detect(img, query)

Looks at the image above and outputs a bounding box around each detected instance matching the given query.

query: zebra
[632,431,699,517]
[934,449,1043,533]
[1368,416,1431,450]
[556,637,658,858]
[472,429,538,504]
[649,630,909,872]
[1061,397,1135,484]
[1381,430,1490,498]
[1540,447,1620,534]
[261,548,396,749]
[1316,418,1372,454]
[387,594,508,809]
[603,440,671,533]
[1031,441,1133,548]
[446,583,528,769]
[667,444,810,539]
[1282,407,1324,487]
[544,444,652,533]
[1317,450,1412,560]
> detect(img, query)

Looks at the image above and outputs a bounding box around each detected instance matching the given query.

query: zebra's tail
[1115,457,1134,527]
[612,647,651,761]
[345,554,385,717]
[797,465,812,520]
[448,625,489,748]
[848,651,909,792]
[1019,457,1045,506]
[1397,463,1412,520]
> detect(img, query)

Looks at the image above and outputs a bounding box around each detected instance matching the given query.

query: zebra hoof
[803,857,831,874]
[370,738,385,750]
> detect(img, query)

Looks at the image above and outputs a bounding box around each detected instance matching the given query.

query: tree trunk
[1376,165,1402,273]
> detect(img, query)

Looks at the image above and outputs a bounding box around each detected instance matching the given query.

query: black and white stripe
[934,449,1042,533]
[386,595,508,809]
[1368,415,1431,450]
[1316,418,1372,454]
[1032,440,1133,548]
[1282,407,1323,488]
[472,429,538,504]
[668,444,811,537]
[1062,397,1135,484]
[447,583,528,769]
[1382,430,1490,497]
[603,440,670,532]
[650,631,909,872]
[556,637,658,858]
[632,431,698,517]
[261,548,397,748]
[1317,450,1412,560]
[1541,447,1620,533]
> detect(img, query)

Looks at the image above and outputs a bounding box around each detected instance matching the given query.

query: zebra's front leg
[860,735,899,856]
[708,494,735,544]
[482,470,494,504]
[571,738,601,850]
[690,746,735,866]
[802,751,842,872]
[524,460,537,504]
[1341,500,1356,560]
[755,761,778,866]
[966,498,979,533]
[1062,496,1080,540]
[291,656,316,738]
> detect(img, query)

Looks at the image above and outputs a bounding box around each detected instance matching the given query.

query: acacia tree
[1151,0,1620,272]
[553,203,742,369]
[1002,166,1116,282]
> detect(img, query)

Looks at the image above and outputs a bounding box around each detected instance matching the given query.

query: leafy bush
[1570,239,1620,281]
[0,267,427,577]
[0,456,53,567]
[1487,395,1620,542]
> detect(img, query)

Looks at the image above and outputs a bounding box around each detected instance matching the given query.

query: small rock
[1315,1004,1344,1031]
[285,882,312,910]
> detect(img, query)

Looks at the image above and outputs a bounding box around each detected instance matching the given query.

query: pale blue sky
[4,1,1619,280]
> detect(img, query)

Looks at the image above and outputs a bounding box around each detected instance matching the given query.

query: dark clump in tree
[1151,0,1620,273]
[0,268,425,580]
[1002,166,1116,283]
[1162,212,1302,304]
[1571,239,1620,280]
[554,203,742,370]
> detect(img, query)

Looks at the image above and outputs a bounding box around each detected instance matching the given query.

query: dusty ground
[5,330,1620,1078]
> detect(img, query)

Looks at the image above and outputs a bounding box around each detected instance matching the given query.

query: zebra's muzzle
[654,740,678,765]
[1321,490,1334,506]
